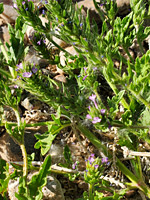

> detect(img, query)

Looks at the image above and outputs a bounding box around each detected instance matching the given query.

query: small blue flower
[42,9,46,15]
[80,23,83,27]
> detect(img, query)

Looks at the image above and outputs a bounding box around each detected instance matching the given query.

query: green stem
[13,108,28,179]
[123,46,135,64]
[89,184,94,200]
[20,143,28,177]
[0,120,70,127]
[2,120,150,131]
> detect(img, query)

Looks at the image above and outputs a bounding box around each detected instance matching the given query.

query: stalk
[2,120,150,130]
[20,143,28,177]
[89,184,94,200]
[13,108,28,179]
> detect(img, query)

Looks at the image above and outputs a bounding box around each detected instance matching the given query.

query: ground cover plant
[0,0,150,199]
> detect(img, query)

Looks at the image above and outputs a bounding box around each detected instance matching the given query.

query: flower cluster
[84,154,109,185]
[15,62,38,79]
[86,94,107,125]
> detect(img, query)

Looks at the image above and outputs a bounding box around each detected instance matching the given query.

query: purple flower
[42,9,46,15]
[13,3,18,9]
[73,42,75,45]
[100,109,106,115]
[88,154,95,164]
[22,1,25,5]
[25,8,28,11]
[84,67,87,73]
[45,0,48,4]
[90,154,94,157]
[107,121,112,129]
[93,67,97,71]
[61,23,64,26]
[86,114,92,119]
[102,157,108,164]
[89,94,98,109]
[37,40,41,45]
[88,156,95,164]
[94,164,99,169]
[89,94,96,102]
[32,66,38,74]
[16,63,23,71]
[80,23,83,27]
[88,106,91,111]
[23,72,32,78]
[72,161,77,170]
[83,75,87,81]
[85,50,88,52]
[92,117,101,124]
[56,17,58,21]
[14,85,19,89]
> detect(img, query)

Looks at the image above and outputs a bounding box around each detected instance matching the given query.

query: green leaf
[141,108,150,126]
[34,124,60,155]
[0,159,10,197]
[63,145,72,166]
[28,155,51,199]
[0,3,4,14]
